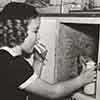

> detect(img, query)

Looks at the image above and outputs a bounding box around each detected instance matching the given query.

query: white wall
[39,17,57,83]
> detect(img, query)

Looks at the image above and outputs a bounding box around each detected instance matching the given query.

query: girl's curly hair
[0,2,39,48]
[0,19,28,47]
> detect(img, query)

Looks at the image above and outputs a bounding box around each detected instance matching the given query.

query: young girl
[0,2,96,100]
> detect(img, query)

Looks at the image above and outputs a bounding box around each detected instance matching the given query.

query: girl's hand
[34,51,44,62]
[78,66,96,85]
[33,43,48,61]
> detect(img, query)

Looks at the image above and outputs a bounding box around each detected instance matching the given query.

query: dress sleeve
[19,72,38,89]
[8,56,34,87]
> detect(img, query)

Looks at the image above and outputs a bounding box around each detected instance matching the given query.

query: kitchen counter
[37,6,100,18]
[40,15,100,24]
[37,7,100,24]
[40,12,100,17]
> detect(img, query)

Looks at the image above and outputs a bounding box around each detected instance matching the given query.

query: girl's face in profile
[21,17,40,54]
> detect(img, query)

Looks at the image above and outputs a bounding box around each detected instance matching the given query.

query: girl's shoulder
[0,49,13,57]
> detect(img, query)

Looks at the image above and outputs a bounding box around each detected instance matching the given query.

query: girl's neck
[11,46,22,56]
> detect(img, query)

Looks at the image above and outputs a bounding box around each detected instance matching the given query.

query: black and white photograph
[0,0,100,100]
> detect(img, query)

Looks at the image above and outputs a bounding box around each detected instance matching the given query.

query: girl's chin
[25,48,34,54]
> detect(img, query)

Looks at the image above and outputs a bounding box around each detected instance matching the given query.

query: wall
[39,17,57,83]
[55,23,98,84]
[54,23,98,100]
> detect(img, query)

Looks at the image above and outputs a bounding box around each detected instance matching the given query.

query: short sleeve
[19,72,38,89]
[8,56,34,87]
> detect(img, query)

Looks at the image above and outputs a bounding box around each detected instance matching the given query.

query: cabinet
[29,16,100,100]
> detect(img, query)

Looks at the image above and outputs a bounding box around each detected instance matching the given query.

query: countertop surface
[39,10,100,24]
[37,6,100,17]
[40,11,100,17]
